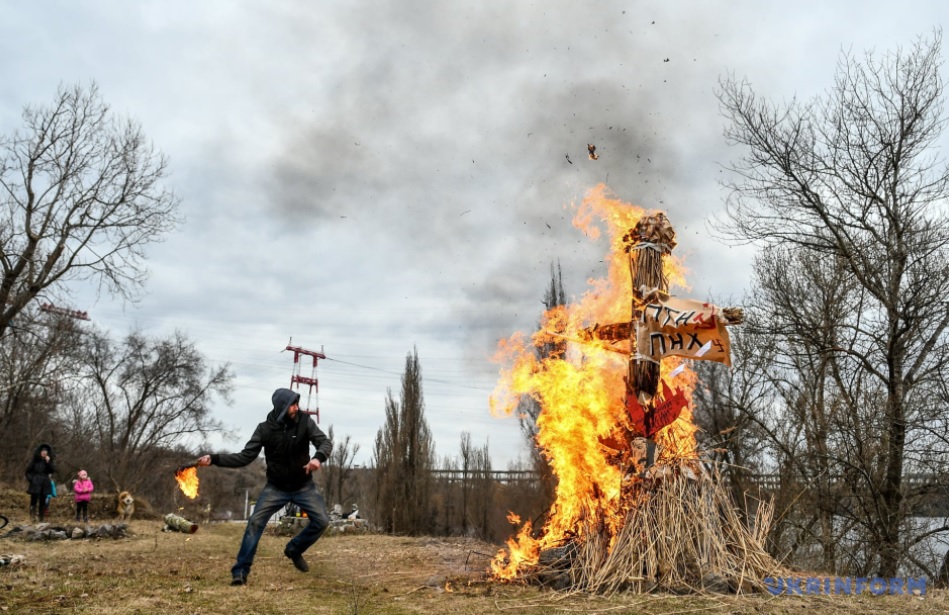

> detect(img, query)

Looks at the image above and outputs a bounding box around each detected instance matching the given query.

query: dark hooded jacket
[210,388,333,492]
[25,443,56,496]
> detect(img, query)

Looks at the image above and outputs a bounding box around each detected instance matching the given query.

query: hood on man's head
[272,388,301,423]
[33,443,54,459]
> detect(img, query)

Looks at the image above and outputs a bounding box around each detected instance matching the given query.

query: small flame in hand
[175,466,200,499]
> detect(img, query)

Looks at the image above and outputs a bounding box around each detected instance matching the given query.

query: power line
[324,356,492,391]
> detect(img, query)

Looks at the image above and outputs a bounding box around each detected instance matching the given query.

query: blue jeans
[232,482,329,579]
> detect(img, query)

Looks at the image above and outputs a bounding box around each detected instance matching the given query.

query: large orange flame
[175,466,200,499]
[489,185,699,579]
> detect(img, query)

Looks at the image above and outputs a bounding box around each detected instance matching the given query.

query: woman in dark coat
[25,443,56,521]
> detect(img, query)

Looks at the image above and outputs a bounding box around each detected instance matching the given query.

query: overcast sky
[1,1,946,468]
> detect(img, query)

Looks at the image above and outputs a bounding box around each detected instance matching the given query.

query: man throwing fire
[197,387,333,586]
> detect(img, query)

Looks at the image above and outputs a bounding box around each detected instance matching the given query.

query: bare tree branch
[0,82,180,339]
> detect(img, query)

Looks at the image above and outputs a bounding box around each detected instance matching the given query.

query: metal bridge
[431,469,540,484]
[430,468,949,495]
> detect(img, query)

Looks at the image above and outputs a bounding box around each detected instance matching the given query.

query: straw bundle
[521,461,786,595]
[624,214,673,401]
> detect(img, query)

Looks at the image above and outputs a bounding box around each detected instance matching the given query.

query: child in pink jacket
[72,470,94,523]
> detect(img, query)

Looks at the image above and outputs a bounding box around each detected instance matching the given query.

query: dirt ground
[0,501,947,614]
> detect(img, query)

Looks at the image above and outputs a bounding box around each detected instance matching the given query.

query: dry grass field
[1,507,947,614]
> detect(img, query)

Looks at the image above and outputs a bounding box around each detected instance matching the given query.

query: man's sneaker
[230,574,247,586]
[284,548,309,573]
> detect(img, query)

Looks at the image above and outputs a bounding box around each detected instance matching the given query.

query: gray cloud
[261,1,713,365]
[1,0,944,466]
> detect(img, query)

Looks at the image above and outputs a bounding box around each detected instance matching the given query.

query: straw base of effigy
[511,461,786,595]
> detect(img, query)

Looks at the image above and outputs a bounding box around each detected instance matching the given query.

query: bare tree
[516,261,566,508]
[716,31,949,577]
[0,307,84,481]
[0,82,180,339]
[318,425,361,511]
[372,388,400,531]
[371,347,435,534]
[457,431,494,537]
[456,432,474,535]
[698,251,868,571]
[398,347,434,533]
[467,435,494,540]
[435,454,460,534]
[61,328,232,493]
[693,314,774,515]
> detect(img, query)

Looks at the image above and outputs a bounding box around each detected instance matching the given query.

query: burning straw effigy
[489,187,785,594]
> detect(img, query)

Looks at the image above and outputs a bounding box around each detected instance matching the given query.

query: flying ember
[175,466,200,499]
